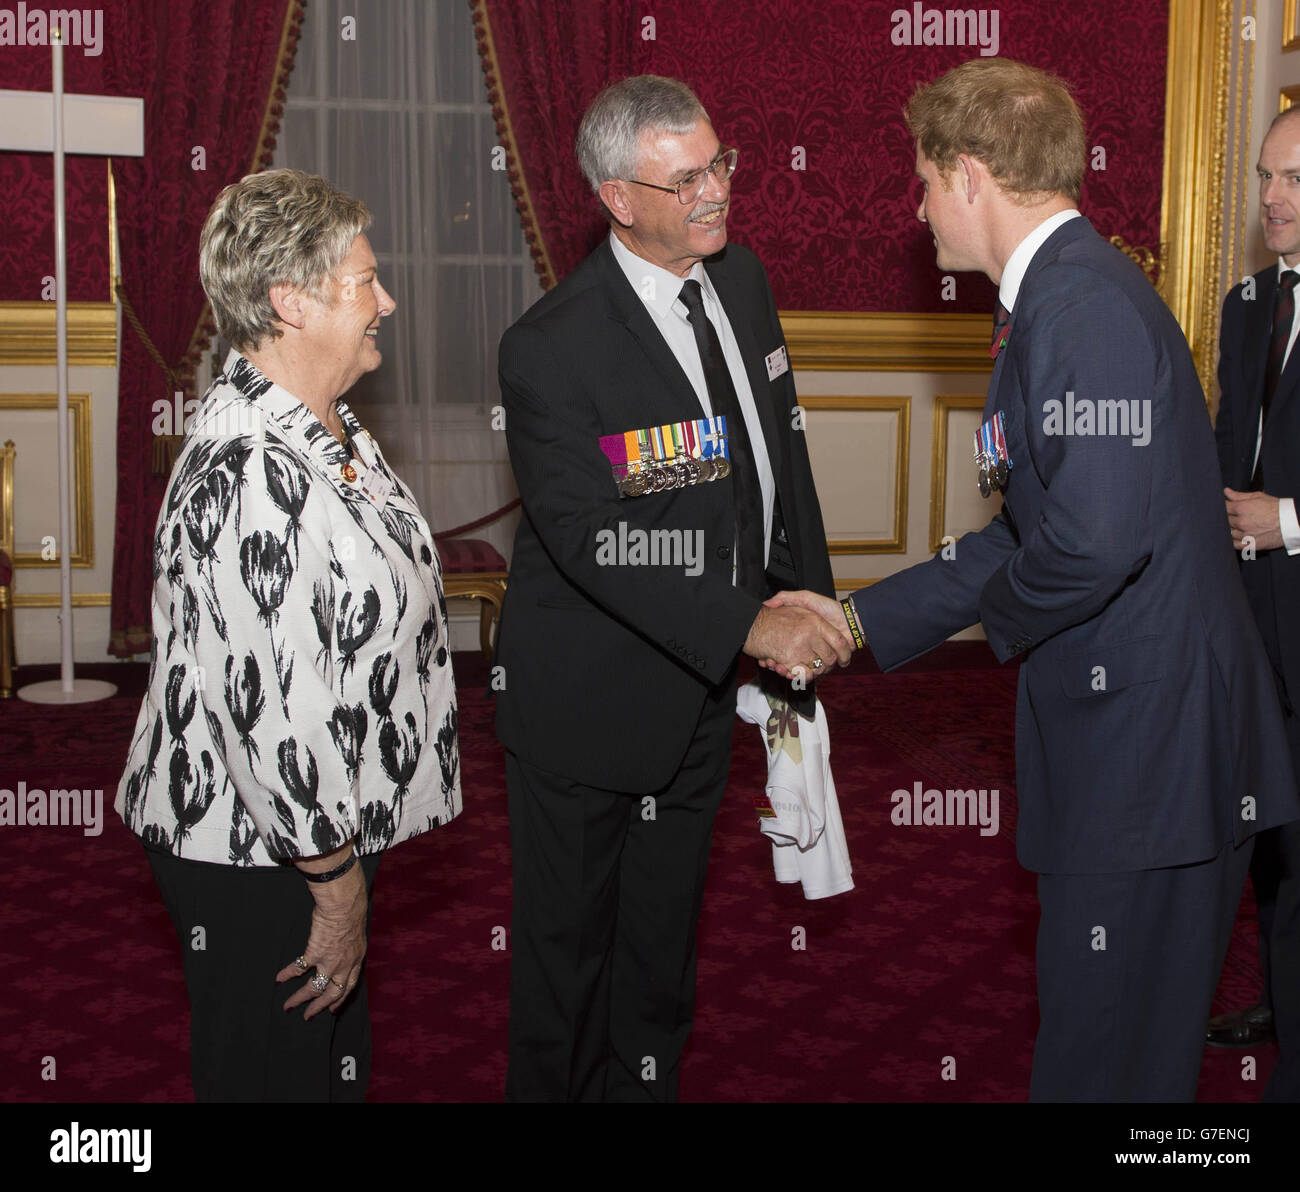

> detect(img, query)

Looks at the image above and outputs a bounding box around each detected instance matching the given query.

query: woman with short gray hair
[116,167,460,1102]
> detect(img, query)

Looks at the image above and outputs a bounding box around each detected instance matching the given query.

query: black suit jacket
[1215,265,1300,713]
[494,237,834,791]
[855,218,1299,873]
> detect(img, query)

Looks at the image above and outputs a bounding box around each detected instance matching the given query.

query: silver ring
[330,977,346,992]
[811,657,824,670]
[294,955,309,972]
[309,973,330,994]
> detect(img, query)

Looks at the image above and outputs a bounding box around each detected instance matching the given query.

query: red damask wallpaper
[0,82,113,302]
[484,0,1170,313]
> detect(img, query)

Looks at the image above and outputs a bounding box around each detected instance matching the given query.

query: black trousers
[1239,554,1300,1102]
[1031,837,1253,1102]
[1264,819,1300,1100]
[145,844,381,1102]
[505,670,736,1102]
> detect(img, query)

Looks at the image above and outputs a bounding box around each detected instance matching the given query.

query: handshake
[743,590,860,681]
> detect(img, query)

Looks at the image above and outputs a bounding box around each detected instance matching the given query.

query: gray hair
[576,75,709,193]
[199,168,371,352]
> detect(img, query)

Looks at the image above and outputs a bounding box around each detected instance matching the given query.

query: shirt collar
[997,209,1082,313]
[215,349,364,488]
[1280,259,1300,280]
[609,231,711,322]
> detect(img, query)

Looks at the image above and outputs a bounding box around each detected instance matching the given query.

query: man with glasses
[495,74,846,1101]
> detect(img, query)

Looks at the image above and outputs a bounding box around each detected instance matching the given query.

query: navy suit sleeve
[976,274,1155,659]
[851,512,1020,671]
[1214,289,1242,485]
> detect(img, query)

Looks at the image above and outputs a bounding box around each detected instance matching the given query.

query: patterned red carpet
[0,647,1271,1101]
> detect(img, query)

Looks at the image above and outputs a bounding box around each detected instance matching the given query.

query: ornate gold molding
[0,393,94,568]
[1108,236,1166,289]
[0,302,117,367]
[782,311,992,372]
[12,592,110,608]
[1160,0,1233,397]
[1285,0,1300,52]
[801,395,910,553]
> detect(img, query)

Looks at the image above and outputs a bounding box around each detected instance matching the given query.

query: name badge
[765,345,789,381]
[357,462,395,506]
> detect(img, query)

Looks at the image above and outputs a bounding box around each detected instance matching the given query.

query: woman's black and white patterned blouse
[115,351,461,865]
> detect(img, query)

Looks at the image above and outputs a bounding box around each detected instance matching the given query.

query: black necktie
[678,279,766,596]
[1255,270,1300,486]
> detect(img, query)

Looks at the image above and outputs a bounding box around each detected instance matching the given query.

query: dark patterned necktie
[1254,270,1300,487]
[678,279,766,596]
[1264,271,1300,423]
[990,302,1011,359]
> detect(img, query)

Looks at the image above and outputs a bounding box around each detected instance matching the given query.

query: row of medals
[976,454,1008,498]
[618,454,732,497]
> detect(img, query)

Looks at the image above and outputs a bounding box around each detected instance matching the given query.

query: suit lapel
[1242,270,1275,453]
[596,241,703,423]
[707,258,785,479]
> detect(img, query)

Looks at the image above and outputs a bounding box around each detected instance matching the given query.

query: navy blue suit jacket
[855,217,1299,874]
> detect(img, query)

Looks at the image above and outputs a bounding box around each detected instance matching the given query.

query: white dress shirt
[997,207,1082,313]
[609,231,775,565]
[1253,262,1300,553]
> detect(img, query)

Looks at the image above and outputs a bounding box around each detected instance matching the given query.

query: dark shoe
[1205,1003,1274,1048]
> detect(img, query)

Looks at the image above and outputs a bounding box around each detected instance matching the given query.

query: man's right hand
[742,599,854,679]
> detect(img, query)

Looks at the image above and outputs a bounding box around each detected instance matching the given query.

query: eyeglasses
[628,147,739,206]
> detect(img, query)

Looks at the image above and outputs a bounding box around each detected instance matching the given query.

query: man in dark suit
[1212,106,1300,1100]
[494,75,848,1102]
[771,58,1300,1101]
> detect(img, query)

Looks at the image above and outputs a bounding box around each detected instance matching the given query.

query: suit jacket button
[717,546,731,559]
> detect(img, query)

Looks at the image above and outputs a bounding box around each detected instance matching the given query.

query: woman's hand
[276,844,368,1020]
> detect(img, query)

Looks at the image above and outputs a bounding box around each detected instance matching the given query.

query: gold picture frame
[929,395,995,553]
[800,395,910,554]
[0,393,94,568]
[1286,0,1300,52]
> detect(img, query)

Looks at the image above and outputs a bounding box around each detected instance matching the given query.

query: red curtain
[106,1,303,655]
[0,0,303,657]
[472,0,641,289]
[473,0,1169,312]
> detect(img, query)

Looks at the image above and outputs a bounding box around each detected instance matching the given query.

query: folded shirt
[736,681,853,901]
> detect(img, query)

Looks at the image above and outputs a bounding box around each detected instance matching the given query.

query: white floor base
[17,678,118,704]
